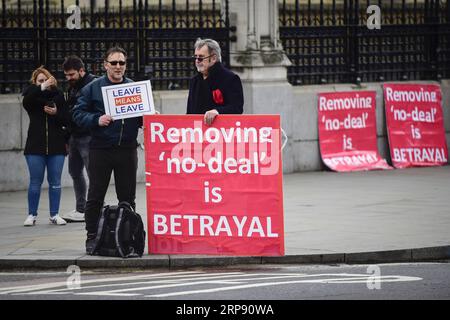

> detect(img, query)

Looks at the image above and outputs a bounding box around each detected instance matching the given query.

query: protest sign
[383,83,448,168]
[318,91,391,172]
[102,80,155,120]
[143,115,284,256]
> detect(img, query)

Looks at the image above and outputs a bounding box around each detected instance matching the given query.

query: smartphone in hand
[47,101,56,109]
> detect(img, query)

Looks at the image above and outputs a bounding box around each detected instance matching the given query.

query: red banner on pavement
[383,83,448,168]
[143,115,284,256]
[318,91,391,172]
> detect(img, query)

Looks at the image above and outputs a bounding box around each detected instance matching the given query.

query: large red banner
[143,115,284,256]
[318,91,391,172]
[383,84,448,168]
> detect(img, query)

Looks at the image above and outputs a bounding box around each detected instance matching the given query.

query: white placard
[101,80,155,120]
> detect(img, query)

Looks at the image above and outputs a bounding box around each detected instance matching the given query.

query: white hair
[194,38,222,62]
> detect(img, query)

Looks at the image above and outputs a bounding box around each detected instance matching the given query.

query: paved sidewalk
[0,166,449,269]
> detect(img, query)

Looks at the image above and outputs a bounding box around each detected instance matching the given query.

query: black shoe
[85,233,97,255]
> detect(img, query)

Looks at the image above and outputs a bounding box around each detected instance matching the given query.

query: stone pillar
[228,0,295,172]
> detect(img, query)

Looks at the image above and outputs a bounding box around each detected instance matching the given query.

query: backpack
[91,202,146,258]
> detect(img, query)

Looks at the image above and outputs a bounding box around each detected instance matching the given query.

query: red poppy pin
[212,89,224,105]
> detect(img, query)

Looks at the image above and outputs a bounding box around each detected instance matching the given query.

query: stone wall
[0,80,449,192]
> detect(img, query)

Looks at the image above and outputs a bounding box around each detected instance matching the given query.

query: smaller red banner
[318,91,391,172]
[383,83,448,168]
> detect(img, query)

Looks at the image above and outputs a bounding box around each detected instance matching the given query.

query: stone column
[228,0,295,172]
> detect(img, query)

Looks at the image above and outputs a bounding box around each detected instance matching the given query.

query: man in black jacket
[72,47,142,254]
[61,55,97,223]
[187,38,244,125]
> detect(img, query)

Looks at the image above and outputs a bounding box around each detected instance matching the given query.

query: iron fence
[0,0,233,93]
[2,0,449,92]
[279,0,450,85]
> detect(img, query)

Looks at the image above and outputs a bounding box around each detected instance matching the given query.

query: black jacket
[66,73,97,137]
[22,84,69,155]
[72,75,142,149]
[186,62,244,115]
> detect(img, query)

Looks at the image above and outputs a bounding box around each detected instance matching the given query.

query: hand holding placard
[98,114,113,126]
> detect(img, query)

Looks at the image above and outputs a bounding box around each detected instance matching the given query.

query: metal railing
[279,0,450,85]
[0,0,233,93]
[2,0,448,92]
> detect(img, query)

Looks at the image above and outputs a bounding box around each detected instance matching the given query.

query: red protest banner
[318,91,391,172]
[383,83,448,168]
[143,115,284,256]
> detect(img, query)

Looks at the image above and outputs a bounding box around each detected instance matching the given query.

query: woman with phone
[22,66,69,226]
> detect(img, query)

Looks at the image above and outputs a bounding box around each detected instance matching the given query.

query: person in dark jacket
[60,55,97,223]
[186,38,244,125]
[22,66,70,226]
[72,46,142,254]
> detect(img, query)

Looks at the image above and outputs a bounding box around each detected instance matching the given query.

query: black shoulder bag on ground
[91,202,146,258]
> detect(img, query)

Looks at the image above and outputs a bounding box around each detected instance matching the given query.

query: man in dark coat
[61,55,97,222]
[72,46,142,254]
[186,38,244,125]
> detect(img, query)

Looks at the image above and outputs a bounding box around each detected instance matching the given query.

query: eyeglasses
[106,60,126,66]
[192,54,215,62]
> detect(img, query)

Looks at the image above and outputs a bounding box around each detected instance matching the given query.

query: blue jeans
[68,136,91,213]
[25,154,65,217]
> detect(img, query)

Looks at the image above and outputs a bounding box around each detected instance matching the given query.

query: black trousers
[85,147,138,235]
